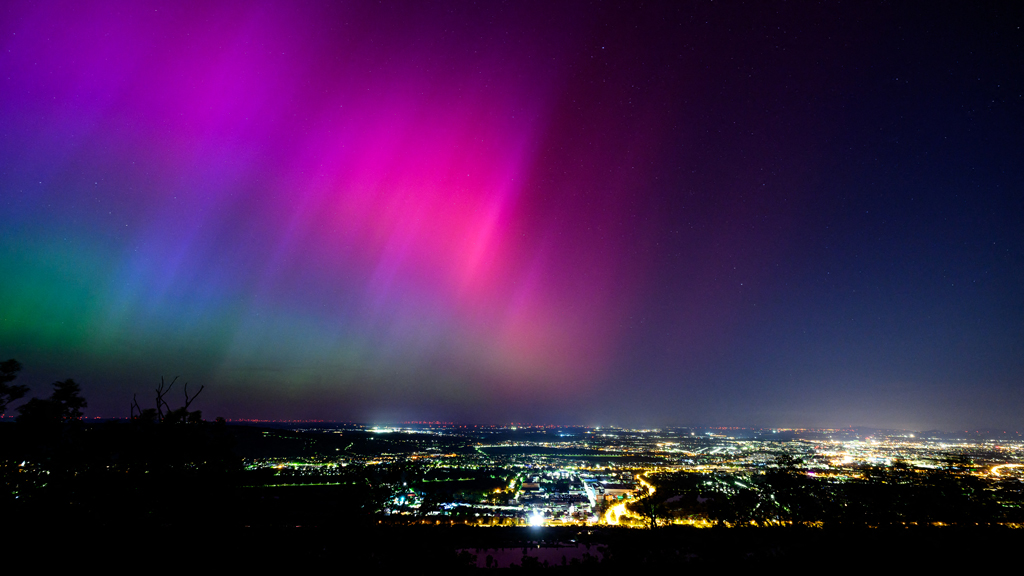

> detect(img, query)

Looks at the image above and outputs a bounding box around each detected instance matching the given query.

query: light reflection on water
[458,542,605,568]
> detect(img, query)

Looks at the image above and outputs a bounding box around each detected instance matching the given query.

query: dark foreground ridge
[6,525,1018,570]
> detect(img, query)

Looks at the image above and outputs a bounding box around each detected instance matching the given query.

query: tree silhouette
[16,379,87,425]
[0,359,28,415]
[51,379,86,420]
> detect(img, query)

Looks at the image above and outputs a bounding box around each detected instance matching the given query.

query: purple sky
[1,1,1021,430]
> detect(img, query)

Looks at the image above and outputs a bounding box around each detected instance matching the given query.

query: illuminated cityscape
[238,423,1024,528]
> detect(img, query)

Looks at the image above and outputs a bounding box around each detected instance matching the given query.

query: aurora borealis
[1,2,1021,429]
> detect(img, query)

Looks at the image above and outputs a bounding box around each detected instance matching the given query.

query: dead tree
[182,382,204,413]
[132,376,204,423]
[154,376,176,421]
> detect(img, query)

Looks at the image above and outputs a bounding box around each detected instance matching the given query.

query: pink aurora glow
[1,1,645,402]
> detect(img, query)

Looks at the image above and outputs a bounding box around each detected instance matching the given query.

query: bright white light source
[529,510,544,527]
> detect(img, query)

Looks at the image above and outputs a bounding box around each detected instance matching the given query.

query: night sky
[1,1,1021,430]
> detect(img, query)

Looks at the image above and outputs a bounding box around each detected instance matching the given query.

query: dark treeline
[0,361,397,531]
[2,370,239,527]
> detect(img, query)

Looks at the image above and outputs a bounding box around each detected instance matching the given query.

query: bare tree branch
[155,376,178,422]
[135,376,204,425]
[183,382,204,411]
